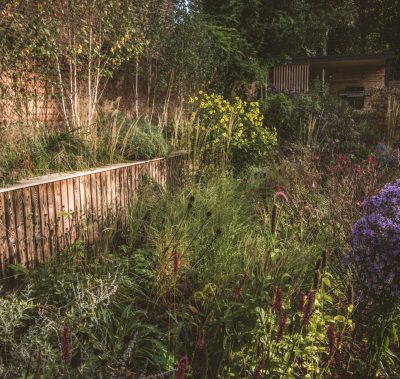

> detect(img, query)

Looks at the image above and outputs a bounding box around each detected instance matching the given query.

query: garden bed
[1,151,399,378]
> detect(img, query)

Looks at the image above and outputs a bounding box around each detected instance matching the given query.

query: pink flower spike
[274,191,289,203]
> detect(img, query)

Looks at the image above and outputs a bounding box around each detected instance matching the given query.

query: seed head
[314,258,322,271]
[347,285,355,305]
[321,251,327,270]
[271,204,280,235]
[327,325,335,356]
[313,270,320,290]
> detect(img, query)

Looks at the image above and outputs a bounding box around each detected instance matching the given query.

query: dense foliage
[1,148,399,377]
[0,1,400,378]
[188,92,277,167]
[0,111,171,186]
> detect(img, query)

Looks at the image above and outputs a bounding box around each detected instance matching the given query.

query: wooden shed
[270,52,396,108]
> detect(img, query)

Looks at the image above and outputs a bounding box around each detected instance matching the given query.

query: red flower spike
[176,356,189,379]
[272,287,283,313]
[61,325,71,363]
[275,311,287,342]
[253,360,265,379]
[196,330,205,350]
[301,290,315,326]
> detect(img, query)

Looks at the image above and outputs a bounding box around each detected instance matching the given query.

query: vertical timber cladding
[273,63,310,93]
[0,153,188,279]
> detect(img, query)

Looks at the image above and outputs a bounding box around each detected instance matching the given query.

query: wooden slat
[72,177,82,241]
[278,66,281,90]
[33,185,45,262]
[45,183,56,258]
[0,193,9,280]
[94,172,103,237]
[121,168,128,226]
[67,179,76,245]
[100,171,108,229]
[53,180,63,254]
[60,179,70,247]
[5,191,18,268]
[78,175,87,242]
[89,174,98,248]
[300,64,303,92]
[115,168,121,220]
[14,189,28,267]
[278,66,282,90]
[83,174,94,245]
[111,169,117,218]
[126,165,133,209]
[23,188,35,268]
[105,169,112,221]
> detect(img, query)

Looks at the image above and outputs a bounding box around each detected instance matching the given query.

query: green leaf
[333,315,346,323]
[322,276,331,287]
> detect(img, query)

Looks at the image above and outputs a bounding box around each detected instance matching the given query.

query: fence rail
[0,152,187,281]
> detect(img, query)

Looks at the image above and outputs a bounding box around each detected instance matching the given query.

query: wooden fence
[0,152,187,281]
[272,63,310,93]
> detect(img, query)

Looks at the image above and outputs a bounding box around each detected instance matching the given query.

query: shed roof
[292,52,396,68]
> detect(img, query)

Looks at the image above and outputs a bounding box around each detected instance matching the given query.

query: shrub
[261,84,363,156]
[188,92,277,168]
[259,93,294,141]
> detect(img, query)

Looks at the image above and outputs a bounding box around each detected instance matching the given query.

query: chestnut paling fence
[0,152,188,281]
